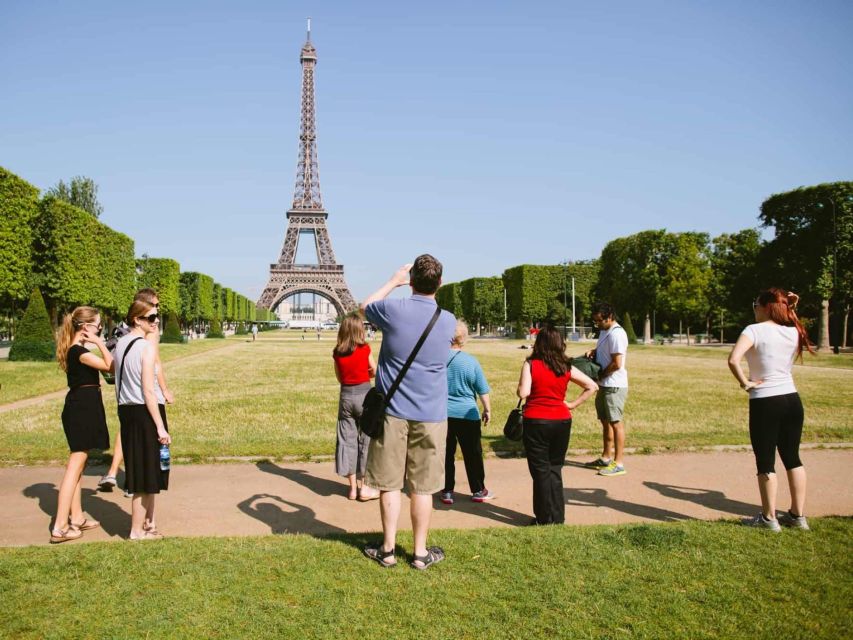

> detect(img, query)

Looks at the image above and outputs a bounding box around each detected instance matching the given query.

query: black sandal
[410,546,445,570]
[363,543,396,568]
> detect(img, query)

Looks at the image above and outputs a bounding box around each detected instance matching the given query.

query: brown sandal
[70,518,100,531]
[50,527,83,544]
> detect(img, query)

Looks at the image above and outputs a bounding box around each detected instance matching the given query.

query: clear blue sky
[2,1,851,301]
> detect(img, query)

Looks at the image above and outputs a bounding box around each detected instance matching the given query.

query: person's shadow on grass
[565,487,689,522]
[255,462,346,498]
[23,482,129,537]
[237,493,346,536]
[643,482,756,517]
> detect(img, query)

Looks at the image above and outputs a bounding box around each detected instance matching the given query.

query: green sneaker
[584,457,612,470]
[598,463,626,477]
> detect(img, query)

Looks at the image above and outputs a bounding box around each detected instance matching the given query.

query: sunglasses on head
[139,313,160,323]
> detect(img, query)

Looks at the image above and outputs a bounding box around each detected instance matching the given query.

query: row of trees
[0,167,271,341]
[438,182,852,349]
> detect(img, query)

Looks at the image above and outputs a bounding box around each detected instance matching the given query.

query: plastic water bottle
[159,443,171,471]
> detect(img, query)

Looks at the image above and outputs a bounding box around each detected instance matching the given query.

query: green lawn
[1,335,851,465]
[0,518,849,639]
[0,337,237,405]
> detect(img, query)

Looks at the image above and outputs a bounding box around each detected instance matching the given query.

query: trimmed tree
[160,312,183,344]
[207,315,225,338]
[137,257,181,317]
[9,288,56,361]
[622,312,638,343]
[0,168,40,311]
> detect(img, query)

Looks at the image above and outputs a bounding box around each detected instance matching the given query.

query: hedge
[34,196,135,321]
[9,288,56,361]
[436,282,463,317]
[179,272,215,323]
[0,168,40,307]
[137,257,181,317]
[460,276,504,328]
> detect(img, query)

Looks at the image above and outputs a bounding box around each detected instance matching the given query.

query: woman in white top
[114,299,172,540]
[728,288,814,531]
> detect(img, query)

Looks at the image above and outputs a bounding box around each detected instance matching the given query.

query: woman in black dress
[115,299,172,540]
[51,307,114,543]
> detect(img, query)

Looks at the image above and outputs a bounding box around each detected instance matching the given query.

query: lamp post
[817,194,852,353]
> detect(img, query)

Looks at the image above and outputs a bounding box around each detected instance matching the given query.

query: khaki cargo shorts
[595,386,628,423]
[366,414,447,495]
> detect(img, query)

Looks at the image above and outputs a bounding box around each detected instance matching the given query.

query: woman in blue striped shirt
[440,320,493,505]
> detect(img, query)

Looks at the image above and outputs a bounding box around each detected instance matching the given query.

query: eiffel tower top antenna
[306,17,311,41]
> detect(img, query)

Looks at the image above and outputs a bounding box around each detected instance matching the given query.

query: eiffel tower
[258,20,357,318]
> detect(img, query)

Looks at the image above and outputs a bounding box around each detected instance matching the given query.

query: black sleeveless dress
[61,344,110,452]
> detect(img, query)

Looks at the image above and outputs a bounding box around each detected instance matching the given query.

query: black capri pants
[748,392,804,475]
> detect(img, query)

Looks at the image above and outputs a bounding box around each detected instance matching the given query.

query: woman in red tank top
[333,314,379,501]
[516,326,598,525]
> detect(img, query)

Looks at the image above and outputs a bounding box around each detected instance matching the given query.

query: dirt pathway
[2,448,850,547]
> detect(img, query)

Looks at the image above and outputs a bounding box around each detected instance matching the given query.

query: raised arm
[78,329,114,373]
[361,264,412,309]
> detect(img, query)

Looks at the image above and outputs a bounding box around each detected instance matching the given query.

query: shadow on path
[644,481,756,517]
[565,487,689,522]
[237,493,346,536]
[23,482,129,537]
[434,494,531,527]
[256,462,346,498]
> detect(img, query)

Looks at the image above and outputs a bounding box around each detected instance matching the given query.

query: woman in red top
[516,326,598,525]
[333,314,379,501]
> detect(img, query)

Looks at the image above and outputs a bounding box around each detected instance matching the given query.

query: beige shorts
[595,386,628,423]
[366,414,447,495]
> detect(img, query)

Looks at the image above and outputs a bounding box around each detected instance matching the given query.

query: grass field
[0,518,849,639]
[0,332,851,466]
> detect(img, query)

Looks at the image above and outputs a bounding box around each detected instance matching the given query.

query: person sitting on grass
[51,307,114,543]
[439,320,493,506]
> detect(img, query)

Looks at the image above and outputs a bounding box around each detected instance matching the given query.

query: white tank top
[114,335,165,405]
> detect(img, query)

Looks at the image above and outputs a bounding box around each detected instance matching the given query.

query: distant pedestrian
[440,320,493,505]
[251,323,258,341]
[51,307,114,543]
[361,255,456,569]
[114,299,172,540]
[584,303,630,476]
[728,289,814,531]
[333,313,380,501]
[317,328,322,341]
[517,325,598,525]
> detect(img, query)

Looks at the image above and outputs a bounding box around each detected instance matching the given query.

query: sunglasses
[138,313,160,323]
[84,322,103,331]
[752,301,759,309]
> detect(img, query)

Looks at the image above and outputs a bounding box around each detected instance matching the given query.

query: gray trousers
[335,382,372,477]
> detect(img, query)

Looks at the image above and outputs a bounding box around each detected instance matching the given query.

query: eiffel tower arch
[258,21,356,319]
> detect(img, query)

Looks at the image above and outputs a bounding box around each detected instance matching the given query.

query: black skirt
[118,404,170,494]
[61,387,110,453]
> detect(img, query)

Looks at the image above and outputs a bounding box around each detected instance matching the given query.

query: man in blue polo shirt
[361,254,456,570]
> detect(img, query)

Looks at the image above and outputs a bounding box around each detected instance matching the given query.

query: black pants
[443,417,486,494]
[523,418,572,524]
[749,392,804,474]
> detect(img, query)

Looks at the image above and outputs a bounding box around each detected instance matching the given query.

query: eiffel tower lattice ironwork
[258,21,357,317]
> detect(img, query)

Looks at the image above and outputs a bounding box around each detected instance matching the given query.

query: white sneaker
[742,513,781,532]
[778,511,810,530]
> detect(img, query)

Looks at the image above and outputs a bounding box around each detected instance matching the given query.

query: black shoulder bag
[503,399,524,441]
[360,306,443,439]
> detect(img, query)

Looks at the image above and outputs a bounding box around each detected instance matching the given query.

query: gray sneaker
[778,511,810,530]
[742,513,781,532]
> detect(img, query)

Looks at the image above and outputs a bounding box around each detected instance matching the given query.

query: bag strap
[384,306,443,405]
[117,337,143,401]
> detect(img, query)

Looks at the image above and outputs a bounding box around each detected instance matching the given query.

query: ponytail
[56,306,101,372]
[56,314,76,372]
[756,288,814,361]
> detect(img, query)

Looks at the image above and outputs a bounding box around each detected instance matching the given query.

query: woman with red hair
[728,288,814,531]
